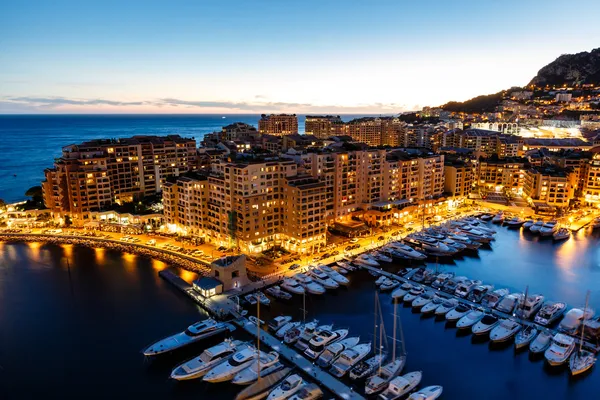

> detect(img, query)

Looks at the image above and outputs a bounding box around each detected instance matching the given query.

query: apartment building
[346,117,404,147]
[477,158,526,193]
[42,135,196,221]
[444,160,476,198]
[304,115,345,139]
[523,167,577,209]
[258,114,298,136]
[582,148,600,205]
[162,174,208,236]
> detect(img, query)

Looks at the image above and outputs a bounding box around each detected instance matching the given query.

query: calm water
[1,224,599,399]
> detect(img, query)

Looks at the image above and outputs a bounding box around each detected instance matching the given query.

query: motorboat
[333,265,348,276]
[337,261,355,272]
[454,279,482,298]
[408,386,444,400]
[320,265,350,285]
[330,342,372,377]
[234,367,291,400]
[316,336,361,368]
[447,233,481,250]
[373,251,393,263]
[457,227,493,243]
[570,349,596,376]
[523,220,534,229]
[293,273,326,295]
[265,286,292,300]
[255,292,271,306]
[276,321,301,338]
[411,268,435,283]
[421,294,445,314]
[309,268,339,289]
[545,333,576,366]
[304,329,348,359]
[495,293,523,314]
[380,279,401,292]
[375,276,388,286]
[529,220,544,233]
[505,217,525,228]
[143,319,233,356]
[204,346,257,382]
[446,304,471,322]
[456,310,484,330]
[514,326,538,350]
[480,214,493,221]
[558,308,595,335]
[440,276,468,294]
[245,293,258,305]
[379,371,423,400]
[281,278,305,295]
[529,330,553,354]
[249,316,265,326]
[267,374,305,400]
[403,286,425,304]
[411,235,456,256]
[412,292,434,309]
[355,254,380,267]
[472,314,500,336]
[170,339,248,380]
[268,316,292,332]
[583,317,600,341]
[431,273,454,290]
[365,356,406,395]
[553,228,571,241]
[491,212,504,224]
[288,383,323,400]
[481,288,509,308]
[441,237,466,252]
[349,353,387,380]
[295,323,333,351]
[515,294,545,319]
[284,320,317,345]
[539,221,558,236]
[467,285,493,303]
[490,319,521,342]
[392,283,413,300]
[434,298,459,317]
[387,242,427,260]
[231,351,281,385]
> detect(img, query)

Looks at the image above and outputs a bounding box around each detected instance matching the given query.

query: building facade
[258,114,298,136]
[444,161,476,198]
[304,115,345,139]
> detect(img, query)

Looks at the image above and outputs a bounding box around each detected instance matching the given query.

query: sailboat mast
[256,298,261,382]
[392,301,397,362]
[522,285,529,316]
[373,291,378,354]
[398,304,406,356]
[580,290,590,354]
[378,319,383,374]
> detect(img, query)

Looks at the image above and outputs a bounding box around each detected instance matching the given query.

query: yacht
[490,319,521,342]
[245,293,258,305]
[330,342,372,377]
[407,385,443,400]
[454,279,481,298]
[373,251,393,263]
[349,354,387,380]
[457,227,493,243]
[204,346,257,382]
[434,298,459,317]
[248,316,265,326]
[143,319,233,356]
[392,283,413,301]
[288,383,323,400]
[411,235,456,256]
[545,333,576,366]
[295,323,333,351]
[467,285,493,303]
[355,254,380,267]
[381,279,400,291]
[553,228,571,241]
[365,357,406,395]
[411,268,435,283]
[446,304,471,322]
[293,273,326,295]
[375,275,388,286]
[316,336,360,368]
[515,294,545,319]
[403,286,425,304]
[255,292,271,306]
[440,276,468,294]
[234,367,291,400]
[421,294,445,314]
[514,326,538,350]
[481,288,509,308]
[539,221,558,236]
[276,321,301,338]
[529,220,544,233]
[495,293,522,314]
[570,349,597,376]
[304,329,348,359]
[431,273,454,290]
[505,217,525,228]
[267,374,305,400]
[320,265,350,285]
[529,330,553,355]
[456,310,484,330]
[309,268,339,289]
[387,242,427,260]
[281,278,305,295]
[441,237,466,252]
[558,308,595,335]
[472,314,500,336]
[268,316,292,332]
[170,339,248,380]
[523,220,534,229]
[480,214,493,221]
[284,320,318,345]
[447,233,481,250]
[379,371,423,400]
[265,286,292,300]
[412,292,434,309]
[231,351,281,385]
[491,212,504,224]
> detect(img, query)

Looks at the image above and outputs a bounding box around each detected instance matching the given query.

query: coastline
[0,233,211,276]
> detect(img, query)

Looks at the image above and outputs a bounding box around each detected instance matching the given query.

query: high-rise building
[523,166,577,209]
[476,158,526,193]
[304,115,345,139]
[346,117,405,147]
[444,160,476,198]
[258,114,298,136]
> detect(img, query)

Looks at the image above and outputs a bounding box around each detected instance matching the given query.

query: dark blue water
[1,225,598,399]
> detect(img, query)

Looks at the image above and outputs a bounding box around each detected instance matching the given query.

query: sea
[0,114,376,203]
[1,226,599,399]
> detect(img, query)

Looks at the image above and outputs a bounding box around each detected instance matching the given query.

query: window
[232,271,239,279]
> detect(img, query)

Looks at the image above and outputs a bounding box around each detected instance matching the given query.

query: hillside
[440,91,504,113]
[529,47,600,87]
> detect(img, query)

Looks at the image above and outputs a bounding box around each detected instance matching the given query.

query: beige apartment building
[258,114,298,136]
[444,160,476,198]
[477,158,526,193]
[582,148,600,205]
[162,174,208,236]
[304,115,346,139]
[346,117,404,147]
[523,167,577,209]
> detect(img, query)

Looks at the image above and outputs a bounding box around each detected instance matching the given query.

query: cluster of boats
[485,211,571,241]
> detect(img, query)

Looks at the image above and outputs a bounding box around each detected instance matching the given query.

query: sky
[1,0,599,114]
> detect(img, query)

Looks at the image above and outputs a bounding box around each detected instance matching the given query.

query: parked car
[349,238,359,243]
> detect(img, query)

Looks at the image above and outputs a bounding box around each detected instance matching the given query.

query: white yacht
[456,310,484,330]
[288,383,323,400]
[539,221,558,236]
[379,371,423,400]
[392,283,413,300]
[558,308,595,334]
[304,329,348,359]
[295,323,333,351]
[440,276,467,294]
[472,314,500,336]
[267,374,305,400]
[434,298,459,317]
[231,351,281,385]
[316,336,360,368]
[529,220,544,233]
[491,212,504,224]
[309,268,339,289]
[276,321,301,338]
[372,251,393,263]
[203,346,257,382]
[529,330,553,354]
[454,279,481,298]
[447,233,481,250]
[143,319,232,356]
[522,220,534,229]
[490,319,522,342]
[570,349,597,376]
[170,339,248,380]
[330,342,372,377]
[495,293,522,314]
[431,273,454,290]
[375,275,388,286]
[505,217,525,228]
[403,286,425,304]
[365,357,406,395]
[265,286,293,300]
[515,326,538,350]
[481,288,509,308]
[380,279,400,291]
[408,385,444,400]
[545,333,576,366]
[355,254,380,267]
[320,265,350,285]
[421,294,445,314]
[268,316,292,332]
[293,273,326,295]
[350,353,387,380]
[553,228,571,241]
[446,304,471,322]
[281,278,305,295]
[284,320,317,345]
[255,292,271,306]
[467,285,493,303]
[387,242,427,260]
[412,292,434,309]
[515,294,545,319]
[245,293,258,305]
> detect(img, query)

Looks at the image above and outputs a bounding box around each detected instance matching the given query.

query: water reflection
[151,259,167,272]
[94,247,105,263]
[178,269,196,283]
[123,252,136,273]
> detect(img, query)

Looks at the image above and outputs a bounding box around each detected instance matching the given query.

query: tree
[25,186,43,202]
[0,198,6,210]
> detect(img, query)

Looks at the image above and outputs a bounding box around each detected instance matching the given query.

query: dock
[235,318,365,400]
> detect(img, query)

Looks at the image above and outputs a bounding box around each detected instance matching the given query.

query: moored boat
[379,371,423,400]
[330,342,372,377]
[514,325,538,350]
[407,385,444,400]
[544,333,575,366]
[490,319,521,343]
[529,330,553,355]
[170,339,248,380]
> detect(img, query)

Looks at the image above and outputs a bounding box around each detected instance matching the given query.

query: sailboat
[570,291,596,376]
[365,296,406,395]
